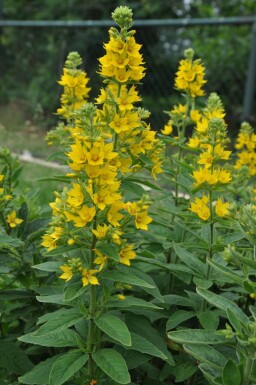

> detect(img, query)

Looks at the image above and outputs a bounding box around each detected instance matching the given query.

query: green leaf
[197,310,219,330]
[168,329,231,345]
[0,234,24,247]
[206,258,243,285]
[222,232,245,245]
[117,265,162,301]
[44,245,83,256]
[129,332,167,360]
[64,280,88,301]
[19,355,62,385]
[92,349,130,384]
[174,244,207,277]
[162,294,192,307]
[172,361,198,382]
[96,243,120,262]
[0,341,33,375]
[32,261,62,272]
[118,349,150,369]
[36,294,67,305]
[0,289,32,300]
[34,311,83,336]
[166,310,195,330]
[95,314,131,346]
[193,277,213,289]
[122,180,145,198]
[222,359,241,385]
[227,308,243,333]
[197,288,250,325]
[103,270,154,288]
[184,344,226,369]
[126,177,162,190]
[49,350,88,385]
[18,329,81,347]
[106,296,163,310]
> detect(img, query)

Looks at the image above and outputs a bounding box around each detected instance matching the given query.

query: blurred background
[0,0,256,162]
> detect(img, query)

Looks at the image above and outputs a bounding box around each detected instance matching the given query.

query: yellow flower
[59,265,73,282]
[190,195,210,221]
[107,202,124,227]
[6,211,23,228]
[41,234,57,251]
[117,294,126,300]
[217,168,232,184]
[190,109,201,122]
[81,268,99,286]
[66,183,84,207]
[215,198,230,217]
[198,151,213,169]
[94,250,108,271]
[119,244,136,266]
[188,136,200,148]
[92,224,108,238]
[65,205,96,227]
[0,175,4,182]
[161,123,173,135]
[214,144,231,161]
[109,114,130,133]
[135,211,152,230]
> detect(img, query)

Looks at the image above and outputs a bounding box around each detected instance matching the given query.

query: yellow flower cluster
[189,96,232,221]
[0,153,24,231]
[42,7,161,288]
[190,195,230,221]
[161,50,206,143]
[57,52,90,121]
[99,35,145,83]
[187,93,226,148]
[175,48,206,98]
[234,122,256,176]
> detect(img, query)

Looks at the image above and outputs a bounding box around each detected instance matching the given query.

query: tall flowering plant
[19,7,167,385]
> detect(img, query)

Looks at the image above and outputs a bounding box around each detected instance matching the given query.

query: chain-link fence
[1,17,256,131]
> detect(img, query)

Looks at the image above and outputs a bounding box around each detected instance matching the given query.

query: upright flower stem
[202,185,214,311]
[87,223,97,378]
[87,284,97,378]
[243,327,256,385]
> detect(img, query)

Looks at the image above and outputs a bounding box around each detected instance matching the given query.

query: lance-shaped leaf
[49,350,88,385]
[92,349,130,384]
[184,344,226,369]
[197,287,250,325]
[168,329,232,345]
[95,314,131,346]
[19,355,63,385]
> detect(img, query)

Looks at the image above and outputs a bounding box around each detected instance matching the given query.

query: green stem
[87,284,97,378]
[87,221,97,378]
[243,327,256,385]
[243,355,254,385]
[202,189,214,311]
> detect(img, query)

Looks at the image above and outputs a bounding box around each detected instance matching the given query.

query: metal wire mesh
[0,21,254,131]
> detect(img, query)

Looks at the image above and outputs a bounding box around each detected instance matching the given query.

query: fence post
[243,18,256,119]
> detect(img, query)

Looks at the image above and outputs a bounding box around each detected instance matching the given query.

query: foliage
[0,4,256,385]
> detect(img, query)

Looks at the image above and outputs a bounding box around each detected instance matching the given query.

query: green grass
[19,162,64,205]
[0,102,64,204]
[0,102,55,158]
